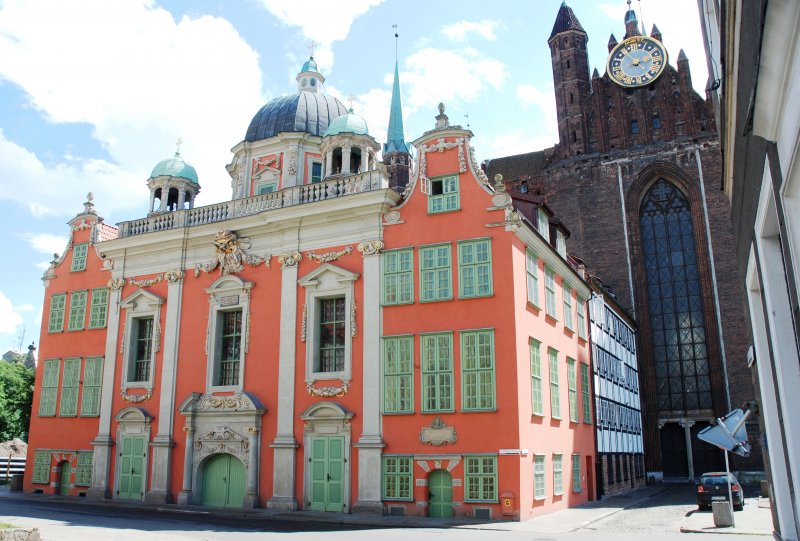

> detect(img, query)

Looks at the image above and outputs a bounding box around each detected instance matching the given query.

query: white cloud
[20,232,69,258]
[516,84,558,137]
[35,261,52,271]
[442,20,502,42]
[0,291,24,335]
[327,84,392,156]
[0,0,265,216]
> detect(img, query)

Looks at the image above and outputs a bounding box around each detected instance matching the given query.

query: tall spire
[384,60,409,154]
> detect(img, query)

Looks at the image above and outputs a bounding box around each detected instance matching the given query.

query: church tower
[383,61,411,192]
[549,1,591,159]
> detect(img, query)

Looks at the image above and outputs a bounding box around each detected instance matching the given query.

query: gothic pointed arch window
[639,179,712,413]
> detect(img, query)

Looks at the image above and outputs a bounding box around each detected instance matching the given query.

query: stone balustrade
[117,170,388,237]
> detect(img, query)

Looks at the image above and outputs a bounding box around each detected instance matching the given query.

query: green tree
[0,358,35,442]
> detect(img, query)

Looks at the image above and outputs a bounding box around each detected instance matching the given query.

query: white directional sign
[697,408,751,458]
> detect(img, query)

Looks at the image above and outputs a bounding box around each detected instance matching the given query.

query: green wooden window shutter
[89,288,109,328]
[383,336,414,414]
[428,174,459,213]
[32,450,51,484]
[382,456,413,500]
[461,330,495,411]
[39,359,60,417]
[48,294,66,333]
[581,363,592,424]
[577,296,587,339]
[75,451,93,486]
[553,454,564,495]
[420,244,451,301]
[458,239,492,298]
[68,291,88,331]
[465,455,497,502]
[81,356,103,417]
[421,333,453,412]
[382,249,414,305]
[563,287,574,330]
[526,250,540,306]
[549,348,561,419]
[568,358,578,422]
[71,243,88,272]
[545,268,557,318]
[533,455,546,499]
[572,454,582,492]
[59,357,81,416]
[530,339,543,415]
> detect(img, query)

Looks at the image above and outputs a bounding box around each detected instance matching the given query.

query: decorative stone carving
[108,278,125,290]
[419,137,466,180]
[121,388,153,403]
[306,380,350,397]
[193,425,250,468]
[384,210,401,224]
[470,145,489,183]
[350,298,357,338]
[72,219,93,232]
[129,274,164,288]
[194,230,268,277]
[287,147,297,175]
[252,156,280,181]
[196,393,253,410]
[101,259,114,271]
[416,460,431,473]
[300,304,307,342]
[278,251,302,269]
[307,245,353,263]
[165,270,184,283]
[356,239,384,256]
[419,417,457,446]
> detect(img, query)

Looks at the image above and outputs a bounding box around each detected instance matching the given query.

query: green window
[549,348,561,419]
[68,291,87,331]
[89,288,109,329]
[458,239,492,298]
[577,296,587,339]
[581,363,592,424]
[461,330,495,411]
[572,454,582,492]
[383,336,413,414]
[131,317,154,383]
[81,356,103,417]
[382,456,413,500]
[526,250,539,306]
[420,244,451,302]
[256,181,277,194]
[553,454,563,495]
[563,287,573,330]
[530,339,544,415]
[383,249,413,305]
[217,310,242,386]
[48,293,66,333]
[567,358,578,423]
[465,455,497,502]
[428,174,459,213]
[76,451,93,486]
[533,455,546,499]
[318,298,345,373]
[32,450,50,484]
[39,359,60,417]
[311,162,323,183]
[59,357,81,417]
[545,268,557,318]
[71,243,88,271]
[421,333,453,412]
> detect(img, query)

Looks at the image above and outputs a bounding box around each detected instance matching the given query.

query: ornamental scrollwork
[306,380,350,397]
[300,304,308,342]
[351,298,357,338]
[129,274,163,288]
[470,145,489,183]
[418,137,466,179]
[165,270,184,283]
[194,230,268,277]
[278,251,302,269]
[356,239,384,256]
[108,278,126,290]
[120,388,153,403]
[307,245,353,263]
[196,393,252,410]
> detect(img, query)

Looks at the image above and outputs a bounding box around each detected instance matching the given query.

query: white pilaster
[244,427,260,508]
[177,427,194,505]
[326,151,333,178]
[342,146,352,175]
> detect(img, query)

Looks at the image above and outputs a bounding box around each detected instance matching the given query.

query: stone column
[159,184,169,212]
[149,191,156,213]
[244,427,259,508]
[146,274,183,503]
[353,244,385,514]
[267,259,300,510]
[88,280,123,500]
[177,426,194,505]
[177,189,186,210]
[362,147,369,172]
[342,146,352,175]
[326,151,333,179]
[681,419,696,480]
[188,194,195,210]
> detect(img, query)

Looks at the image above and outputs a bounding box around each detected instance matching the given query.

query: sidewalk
[679,496,774,536]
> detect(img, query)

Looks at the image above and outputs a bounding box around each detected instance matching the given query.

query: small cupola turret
[147,139,200,215]
[296,55,325,93]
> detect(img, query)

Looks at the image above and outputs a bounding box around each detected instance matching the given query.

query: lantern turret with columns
[147,144,200,215]
[320,107,379,178]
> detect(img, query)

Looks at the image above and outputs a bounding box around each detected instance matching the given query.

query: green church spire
[384,61,409,154]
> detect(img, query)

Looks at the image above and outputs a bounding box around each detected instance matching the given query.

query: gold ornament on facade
[356,239,384,256]
[108,278,125,291]
[306,380,350,397]
[120,388,153,403]
[278,251,302,269]
[306,245,353,263]
[128,274,164,288]
[194,230,268,277]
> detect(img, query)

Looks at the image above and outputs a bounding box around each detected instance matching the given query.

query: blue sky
[0,0,709,354]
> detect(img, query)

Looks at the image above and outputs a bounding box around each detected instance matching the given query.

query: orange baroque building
[25,57,596,521]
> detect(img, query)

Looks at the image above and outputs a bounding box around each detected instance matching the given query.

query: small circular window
[310,78,317,87]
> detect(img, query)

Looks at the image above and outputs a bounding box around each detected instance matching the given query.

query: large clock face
[607,36,668,88]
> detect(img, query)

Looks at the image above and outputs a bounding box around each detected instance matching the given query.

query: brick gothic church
[487,3,761,480]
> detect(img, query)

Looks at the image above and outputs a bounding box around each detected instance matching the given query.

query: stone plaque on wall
[419,417,457,446]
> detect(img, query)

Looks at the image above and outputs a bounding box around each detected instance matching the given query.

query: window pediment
[298,263,359,290]
[120,289,164,311]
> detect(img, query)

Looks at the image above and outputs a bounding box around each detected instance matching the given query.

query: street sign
[697,408,751,458]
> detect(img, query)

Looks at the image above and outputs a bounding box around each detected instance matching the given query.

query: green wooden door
[309,436,345,512]
[201,454,245,508]
[429,470,453,518]
[59,461,71,496]
[117,435,145,500]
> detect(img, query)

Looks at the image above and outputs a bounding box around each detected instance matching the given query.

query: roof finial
[392,24,398,63]
[175,137,183,156]
[348,94,355,112]
[308,40,318,59]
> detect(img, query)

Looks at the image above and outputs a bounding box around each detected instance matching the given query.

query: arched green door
[59,461,71,496]
[429,470,453,518]
[201,454,245,508]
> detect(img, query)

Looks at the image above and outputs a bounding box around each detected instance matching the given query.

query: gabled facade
[25,60,595,520]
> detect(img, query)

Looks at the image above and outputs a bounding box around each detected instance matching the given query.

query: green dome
[301,56,319,73]
[150,153,199,184]
[324,109,369,137]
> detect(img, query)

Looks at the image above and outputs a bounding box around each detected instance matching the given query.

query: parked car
[696,472,745,511]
